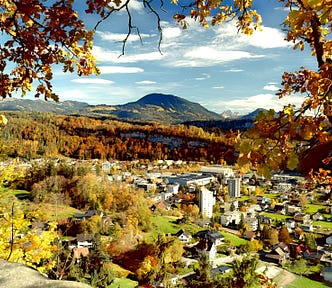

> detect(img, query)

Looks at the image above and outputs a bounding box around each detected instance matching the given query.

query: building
[219,210,242,227]
[199,187,216,218]
[228,177,241,198]
[166,173,215,187]
[200,165,234,178]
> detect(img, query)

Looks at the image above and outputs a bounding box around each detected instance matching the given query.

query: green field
[262,212,291,222]
[223,232,247,246]
[286,276,330,288]
[109,278,138,288]
[148,215,203,240]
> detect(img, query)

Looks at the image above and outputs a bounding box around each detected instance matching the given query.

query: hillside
[84,93,224,124]
[0,94,223,124]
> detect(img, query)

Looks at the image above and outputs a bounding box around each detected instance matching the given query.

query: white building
[167,183,180,194]
[200,165,234,178]
[219,211,242,226]
[166,173,215,187]
[199,187,216,218]
[228,177,241,198]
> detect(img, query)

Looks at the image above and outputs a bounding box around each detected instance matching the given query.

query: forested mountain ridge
[0,111,236,163]
[0,94,257,125]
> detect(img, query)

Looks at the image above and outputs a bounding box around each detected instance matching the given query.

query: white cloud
[214,93,304,113]
[96,31,153,43]
[99,66,144,74]
[221,69,244,73]
[195,73,210,80]
[128,0,145,11]
[214,22,291,49]
[172,47,263,67]
[263,84,279,91]
[163,27,182,39]
[58,89,91,102]
[92,46,165,63]
[70,78,113,84]
[212,86,224,89]
[136,80,156,85]
[238,26,291,49]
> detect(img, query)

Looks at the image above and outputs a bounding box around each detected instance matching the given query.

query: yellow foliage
[0,195,58,273]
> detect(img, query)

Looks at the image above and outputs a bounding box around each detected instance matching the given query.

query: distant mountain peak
[0,95,266,125]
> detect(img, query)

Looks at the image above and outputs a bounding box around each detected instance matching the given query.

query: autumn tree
[0,192,58,273]
[191,252,212,287]
[278,225,292,245]
[175,0,332,180]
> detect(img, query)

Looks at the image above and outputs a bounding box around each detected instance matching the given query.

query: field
[286,276,330,288]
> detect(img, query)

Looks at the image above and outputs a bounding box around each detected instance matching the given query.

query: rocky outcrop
[0,260,91,288]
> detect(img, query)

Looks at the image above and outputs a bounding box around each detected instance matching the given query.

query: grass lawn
[108,278,138,288]
[305,203,328,215]
[262,212,291,222]
[313,220,332,230]
[147,215,202,240]
[38,203,83,219]
[223,232,247,246]
[286,276,330,288]
[263,193,281,199]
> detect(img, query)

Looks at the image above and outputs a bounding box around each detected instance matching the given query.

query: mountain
[0,94,223,124]
[0,94,265,126]
[240,108,268,119]
[0,98,90,114]
[95,93,222,124]
[220,110,241,119]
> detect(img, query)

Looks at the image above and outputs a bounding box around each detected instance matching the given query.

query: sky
[45,0,317,114]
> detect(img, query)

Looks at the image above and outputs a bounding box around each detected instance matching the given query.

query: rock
[0,260,92,288]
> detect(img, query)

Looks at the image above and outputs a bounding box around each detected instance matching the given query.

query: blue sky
[48,0,316,114]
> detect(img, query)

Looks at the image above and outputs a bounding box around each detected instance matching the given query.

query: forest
[0,111,236,164]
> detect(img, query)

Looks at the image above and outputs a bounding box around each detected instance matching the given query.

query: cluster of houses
[23,160,332,285]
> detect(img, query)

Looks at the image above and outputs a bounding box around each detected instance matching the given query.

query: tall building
[228,177,241,198]
[199,187,216,218]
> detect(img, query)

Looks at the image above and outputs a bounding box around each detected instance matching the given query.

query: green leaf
[287,152,299,170]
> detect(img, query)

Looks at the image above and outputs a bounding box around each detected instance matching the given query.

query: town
[1,158,331,287]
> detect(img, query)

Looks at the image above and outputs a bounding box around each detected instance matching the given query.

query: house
[176,229,192,243]
[312,212,324,221]
[259,216,272,225]
[197,239,217,260]
[301,223,314,232]
[285,219,296,230]
[74,210,102,221]
[294,212,310,223]
[286,205,301,215]
[76,234,95,248]
[197,230,224,246]
[264,243,289,265]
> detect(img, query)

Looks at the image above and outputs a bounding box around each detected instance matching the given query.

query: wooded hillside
[0,112,235,164]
